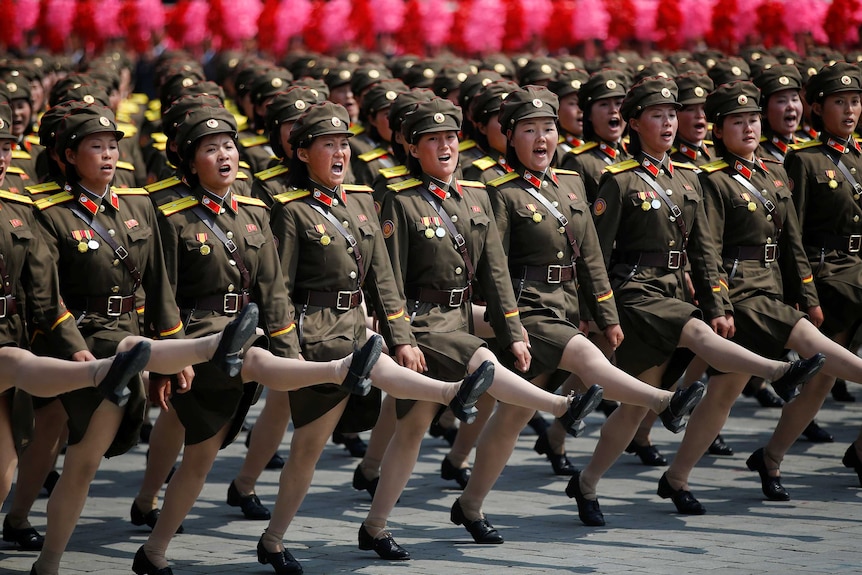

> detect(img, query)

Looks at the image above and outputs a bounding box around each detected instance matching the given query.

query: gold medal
[200,244,211,255]
[641,201,651,211]
[532,212,543,223]
[320,234,331,246]
[425,228,435,239]
[829,179,839,189]
[78,241,88,253]
[747,202,757,212]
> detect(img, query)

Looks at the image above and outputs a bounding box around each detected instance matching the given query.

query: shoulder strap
[516,180,581,262]
[633,168,689,251]
[417,188,476,285]
[303,199,366,289]
[731,173,783,236]
[67,202,142,291]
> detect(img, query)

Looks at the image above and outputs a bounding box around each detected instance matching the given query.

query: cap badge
[6,83,16,93]
[532,98,543,108]
[456,72,467,82]
[385,90,397,101]
[331,116,342,127]
[339,70,351,80]
[572,80,581,89]
[661,88,671,98]
[228,58,239,68]
[481,78,493,86]
[494,64,506,73]
[807,67,817,77]
[694,86,705,97]
[606,80,617,90]
[0,119,4,129]
[658,72,669,79]
[206,119,219,129]
[272,77,283,88]
[83,94,95,104]
[182,78,194,87]
[295,100,306,110]
[778,76,789,85]
[842,75,853,86]
[433,112,445,124]
[541,64,552,74]
[707,58,716,68]
[368,69,380,79]
[99,116,111,127]
[731,66,742,76]
[423,68,435,78]
[738,94,748,105]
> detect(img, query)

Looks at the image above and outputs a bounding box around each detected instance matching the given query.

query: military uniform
[753,65,807,164]
[461,154,512,184]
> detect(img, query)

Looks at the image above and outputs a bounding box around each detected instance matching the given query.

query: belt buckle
[764,243,778,262]
[448,287,466,307]
[667,251,682,270]
[336,290,355,311]
[223,293,241,314]
[0,296,6,319]
[546,265,563,283]
[850,235,862,253]
[107,295,124,317]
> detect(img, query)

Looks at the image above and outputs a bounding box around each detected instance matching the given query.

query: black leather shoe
[342,334,383,396]
[597,399,619,417]
[42,470,60,496]
[564,471,605,526]
[429,421,458,445]
[746,448,790,501]
[227,481,271,520]
[832,379,856,402]
[801,420,833,443]
[559,385,603,437]
[358,523,411,560]
[534,433,576,475]
[528,414,550,435]
[771,353,827,402]
[707,435,734,456]
[449,360,494,423]
[352,464,379,498]
[130,502,184,534]
[625,441,667,466]
[3,516,44,550]
[754,386,785,408]
[657,473,706,515]
[212,303,259,378]
[441,457,471,488]
[660,382,705,433]
[98,341,151,407]
[140,422,153,444]
[450,497,503,543]
[256,536,303,574]
[265,452,286,469]
[842,444,862,487]
[332,432,367,457]
[132,546,174,575]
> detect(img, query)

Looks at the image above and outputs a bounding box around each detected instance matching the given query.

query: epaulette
[116,112,132,124]
[487,171,520,187]
[0,189,32,204]
[571,141,598,155]
[274,189,312,203]
[116,161,136,171]
[790,139,822,151]
[255,164,289,181]
[349,124,366,136]
[118,122,138,138]
[343,184,374,193]
[240,135,269,148]
[239,160,252,170]
[604,159,639,174]
[118,101,140,115]
[458,139,478,153]
[11,149,31,160]
[759,135,768,143]
[704,139,714,145]
[6,166,25,175]
[25,181,61,195]
[552,168,579,176]
[131,93,149,105]
[145,176,183,194]
[236,171,249,180]
[112,187,148,195]
[458,180,485,188]
[472,156,497,171]
[235,116,249,133]
[24,134,40,147]
[379,165,409,179]
[159,196,200,216]
[150,132,168,144]
[387,178,422,192]
[358,148,388,162]
[35,191,74,210]
[700,159,729,173]
[235,194,267,207]
[144,109,160,123]
[148,100,161,112]
[153,141,166,151]
[673,161,699,170]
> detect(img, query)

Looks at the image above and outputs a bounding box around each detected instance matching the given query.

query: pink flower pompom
[374,0,405,34]
[38,0,76,52]
[182,0,211,47]
[221,0,263,45]
[16,0,40,31]
[732,0,762,44]
[462,0,505,54]
[318,0,356,51]
[573,0,609,42]
[275,0,312,51]
[520,0,553,39]
[93,0,124,39]
[420,0,454,49]
[632,0,659,42]
[784,0,828,43]
[679,0,713,41]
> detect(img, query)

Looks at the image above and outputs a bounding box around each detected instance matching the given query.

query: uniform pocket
[127,226,152,242]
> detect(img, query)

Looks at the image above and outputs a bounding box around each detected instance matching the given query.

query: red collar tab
[522,170,543,188]
[77,193,99,216]
[498,156,513,172]
[598,142,617,159]
[733,159,753,179]
[311,187,345,208]
[640,157,660,178]
[827,137,848,154]
[200,194,223,215]
[679,144,697,160]
[109,190,120,210]
[565,134,582,147]
[771,136,789,154]
[427,181,448,201]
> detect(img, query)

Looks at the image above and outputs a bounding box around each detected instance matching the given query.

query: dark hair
[810,109,824,132]
[406,150,422,177]
[285,152,310,188]
[711,115,729,157]
[626,129,643,157]
[472,119,491,153]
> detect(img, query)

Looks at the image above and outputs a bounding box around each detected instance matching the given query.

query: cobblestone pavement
[2,391,861,574]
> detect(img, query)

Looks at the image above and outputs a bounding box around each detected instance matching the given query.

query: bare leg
[357,395,396,483]
[678,319,789,379]
[366,354,463,402]
[445,394,495,468]
[134,407,184,514]
[234,390,291,495]
[0,396,16,509]
[0,347,116,397]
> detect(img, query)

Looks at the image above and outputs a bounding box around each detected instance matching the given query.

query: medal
[435,227,446,238]
[200,244,211,255]
[747,202,757,212]
[78,241,88,253]
[829,180,838,189]
[320,234,331,246]
[532,212,543,223]
[651,199,662,210]
[425,228,435,239]
[87,239,100,250]
[641,201,651,211]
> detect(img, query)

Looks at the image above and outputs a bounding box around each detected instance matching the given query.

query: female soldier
[461,80,519,184]
[257,102,495,574]
[358,97,603,560]
[784,62,862,489]
[570,77,825,527]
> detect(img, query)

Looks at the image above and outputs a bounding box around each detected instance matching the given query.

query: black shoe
[770,353,827,402]
[754,386,785,408]
[140,422,153,444]
[841,444,862,487]
[98,341,151,407]
[227,481,271,520]
[42,470,60,496]
[625,441,667,466]
[527,414,550,435]
[130,502,184,534]
[559,385,603,437]
[801,420,833,443]
[2,516,44,550]
[265,452,286,469]
[441,457,471,489]
[132,546,173,575]
[564,471,605,526]
[342,334,383,396]
[660,382,705,433]
[534,433,576,476]
[832,379,856,402]
[213,303,259,378]
[746,448,790,501]
[449,360,494,423]
[358,523,411,560]
[332,432,367,457]
[352,464,379,498]
[429,421,458,446]
[450,497,503,544]
[256,535,303,574]
[597,399,619,418]
[707,435,734,456]
[657,473,706,515]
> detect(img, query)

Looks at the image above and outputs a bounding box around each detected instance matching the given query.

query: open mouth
[608,117,621,129]
[332,162,344,175]
[533,146,548,158]
[218,164,232,175]
[438,154,451,163]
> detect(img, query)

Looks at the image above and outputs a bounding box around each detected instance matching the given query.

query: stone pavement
[1,391,861,575]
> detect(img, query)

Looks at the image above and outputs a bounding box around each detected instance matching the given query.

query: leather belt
[406,285,471,307]
[511,264,575,284]
[618,250,687,270]
[807,232,862,254]
[65,294,136,317]
[0,294,17,319]
[722,244,779,263]
[181,292,250,314]
[295,289,362,311]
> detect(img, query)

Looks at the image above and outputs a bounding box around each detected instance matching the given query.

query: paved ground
[1,390,861,575]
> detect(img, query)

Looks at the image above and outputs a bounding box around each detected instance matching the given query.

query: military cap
[621,76,680,121]
[351,64,393,96]
[39,101,84,149]
[266,87,326,128]
[675,73,714,105]
[675,59,707,75]
[163,95,225,167]
[50,76,111,108]
[0,102,13,141]
[402,62,440,89]
[634,62,677,85]
[753,64,802,99]
[459,70,504,112]
[847,51,862,65]
[214,51,244,86]
[56,105,124,154]
[288,102,353,147]
[402,98,462,143]
[748,54,781,76]
[176,106,237,160]
[498,85,558,130]
[250,68,294,106]
[388,88,435,133]
[805,62,862,103]
[704,81,761,123]
[579,69,629,109]
[518,57,562,86]
[694,50,725,70]
[558,55,586,72]
[294,78,330,100]
[161,79,224,113]
[707,57,751,86]
[324,64,356,90]
[482,54,516,79]
[85,67,121,93]
[770,47,800,66]
[235,63,271,97]
[2,77,30,102]
[549,69,590,100]
[810,47,845,66]
[470,80,519,124]
[362,80,409,118]
[433,64,474,98]
[795,58,824,83]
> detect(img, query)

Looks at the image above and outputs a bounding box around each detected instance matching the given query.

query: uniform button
[226,231,234,239]
[665,189,673,196]
[855,194,861,200]
[558,226,566,234]
[99,204,106,213]
[112,259,120,266]
[108,229,115,237]
[349,271,357,279]
[451,215,458,223]
[220,208,225,214]
[332,199,339,206]
[552,200,559,207]
[766,214,773,221]
[543,181,549,188]
[343,220,350,228]
[111,286,120,293]
[445,192,451,199]
[455,267,462,274]
[347,247,354,254]
[855,215,861,223]
[669,240,676,247]
[767,237,772,243]
[229,259,236,266]
[556,251,564,259]
[852,167,858,175]
[228,284,235,292]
